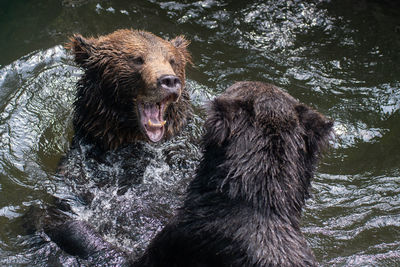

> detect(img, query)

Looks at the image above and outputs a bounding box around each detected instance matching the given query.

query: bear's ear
[170,35,192,64]
[295,104,333,153]
[66,34,97,67]
[171,35,189,49]
[203,97,233,147]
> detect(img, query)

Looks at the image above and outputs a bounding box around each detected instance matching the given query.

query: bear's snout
[157,75,181,102]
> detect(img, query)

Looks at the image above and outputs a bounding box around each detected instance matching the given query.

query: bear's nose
[158,75,181,99]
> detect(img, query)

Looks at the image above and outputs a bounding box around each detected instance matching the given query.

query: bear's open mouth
[138,100,169,142]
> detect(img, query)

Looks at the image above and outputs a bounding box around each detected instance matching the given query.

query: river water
[0,0,399,266]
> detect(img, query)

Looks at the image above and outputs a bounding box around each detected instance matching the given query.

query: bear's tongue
[140,103,166,142]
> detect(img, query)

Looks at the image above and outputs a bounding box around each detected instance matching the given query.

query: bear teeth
[148,119,166,127]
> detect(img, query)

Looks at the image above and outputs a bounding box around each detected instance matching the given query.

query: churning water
[0,0,399,266]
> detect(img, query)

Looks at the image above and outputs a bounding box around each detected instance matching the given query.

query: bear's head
[202,81,333,213]
[67,29,192,149]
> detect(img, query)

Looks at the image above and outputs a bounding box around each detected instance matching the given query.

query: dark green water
[0,0,399,266]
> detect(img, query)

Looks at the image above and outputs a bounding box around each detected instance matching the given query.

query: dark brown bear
[133,81,333,266]
[46,81,333,266]
[69,29,191,149]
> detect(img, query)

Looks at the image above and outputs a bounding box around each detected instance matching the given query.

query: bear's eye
[169,59,176,66]
[131,56,144,66]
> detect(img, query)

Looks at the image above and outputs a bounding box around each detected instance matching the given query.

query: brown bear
[44,81,333,266]
[54,29,193,191]
[68,29,192,149]
[24,29,193,264]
